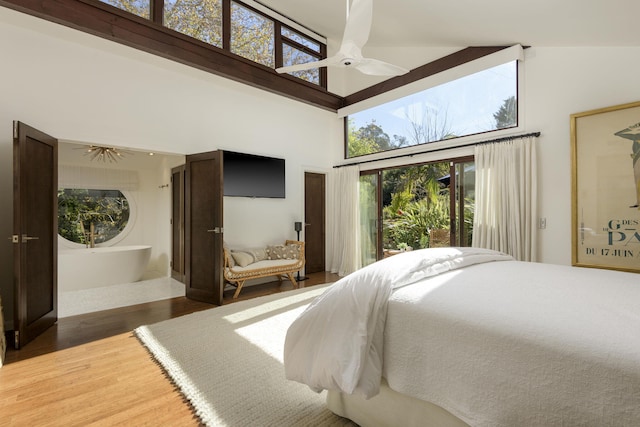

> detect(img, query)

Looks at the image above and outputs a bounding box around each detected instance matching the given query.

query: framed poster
[571,100,640,273]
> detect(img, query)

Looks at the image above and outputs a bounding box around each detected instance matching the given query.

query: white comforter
[383,260,640,426]
[285,247,640,427]
[283,247,513,398]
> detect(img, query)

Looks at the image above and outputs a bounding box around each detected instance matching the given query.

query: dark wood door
[304,172,326,274]
[13,121,58,349]
[171,165,185,283]
[185,151,224,305]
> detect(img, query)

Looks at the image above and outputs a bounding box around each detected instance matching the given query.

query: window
[58,189,130,246]
[359,157,474,266]
[164,0,223,47]
[347,61,518,158]
[231,2,274,67]
[99,0,150,19]
[98,0,327,88]
[280,27,324,86]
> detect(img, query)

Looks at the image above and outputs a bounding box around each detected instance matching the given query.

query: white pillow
[231,251,254,267]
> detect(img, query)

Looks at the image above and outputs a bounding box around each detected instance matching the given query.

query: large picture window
[347,61,518,158]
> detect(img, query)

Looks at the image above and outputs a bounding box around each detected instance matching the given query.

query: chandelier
[81,145,133,163]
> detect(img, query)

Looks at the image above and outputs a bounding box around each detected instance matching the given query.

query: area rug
[134,284,356,427]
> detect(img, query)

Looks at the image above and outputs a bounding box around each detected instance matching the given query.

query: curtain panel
[473,135,538,261]
[329,165,361,276]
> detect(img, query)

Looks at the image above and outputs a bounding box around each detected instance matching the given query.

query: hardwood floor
[1,272,339,426]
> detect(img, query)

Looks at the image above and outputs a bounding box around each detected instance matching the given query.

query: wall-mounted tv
[223,151,285,198]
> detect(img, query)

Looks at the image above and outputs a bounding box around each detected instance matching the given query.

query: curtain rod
[333,131,541,169]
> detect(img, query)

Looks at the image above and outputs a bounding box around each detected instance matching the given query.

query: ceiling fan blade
[355,58,410,76]
[276,0,407,78]
[340,0,372,51]
[275,57,337,74]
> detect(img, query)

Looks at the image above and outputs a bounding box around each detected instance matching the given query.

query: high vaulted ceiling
[260,0,640,48]
[4,0,639,109]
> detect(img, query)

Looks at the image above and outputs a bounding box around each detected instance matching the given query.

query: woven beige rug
[135,284,355,427]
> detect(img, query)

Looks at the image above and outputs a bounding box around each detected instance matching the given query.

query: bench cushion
[227,259,299,273]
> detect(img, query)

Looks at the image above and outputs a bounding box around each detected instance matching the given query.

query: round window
[58,189,130,245]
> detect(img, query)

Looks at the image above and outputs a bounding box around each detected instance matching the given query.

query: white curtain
[472,135,538,261]
[329,165,361,276]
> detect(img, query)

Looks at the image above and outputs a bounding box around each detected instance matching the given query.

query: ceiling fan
[275,0,409,76]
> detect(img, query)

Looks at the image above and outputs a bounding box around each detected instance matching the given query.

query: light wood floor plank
[1,273,338,425]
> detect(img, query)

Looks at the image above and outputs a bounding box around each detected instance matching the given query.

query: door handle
[207,227,224,234]
[21,235,39,242]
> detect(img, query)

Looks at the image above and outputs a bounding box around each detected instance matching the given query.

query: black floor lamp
[294,221,308,281]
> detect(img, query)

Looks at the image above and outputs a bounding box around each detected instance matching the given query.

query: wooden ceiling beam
[1,0,510,113]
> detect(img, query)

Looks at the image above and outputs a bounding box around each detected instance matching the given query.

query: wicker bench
[223,240,305,298]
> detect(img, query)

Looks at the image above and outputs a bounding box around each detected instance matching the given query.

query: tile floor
[58,272,185,318]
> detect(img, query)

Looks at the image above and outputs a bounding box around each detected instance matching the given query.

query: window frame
[57,188,138,249]
[359,154,474,264]
[276,24,327,87]
[96,0,328,89]
[345,60,520,159]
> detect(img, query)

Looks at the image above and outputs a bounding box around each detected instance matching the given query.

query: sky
[349,61,518,145]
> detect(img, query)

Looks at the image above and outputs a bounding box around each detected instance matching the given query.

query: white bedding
[283,247,513,398]
[383,261,640,426]
[284,248,640,426]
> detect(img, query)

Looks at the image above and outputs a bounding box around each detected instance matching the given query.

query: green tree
[230,2,274,67]
[58,189,130,245]
[347,120,396,157]
[164,0,223,47]
[381,162,451,250]
[494,96,517,129]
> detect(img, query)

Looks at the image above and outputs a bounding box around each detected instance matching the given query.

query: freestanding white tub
[58,245,152,292]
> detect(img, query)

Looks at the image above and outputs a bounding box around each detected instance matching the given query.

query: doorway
[185,150,224,305]
[359,156,475,266]
[171,164,186,283]
[304,172,326,274]
[13,121,58,349]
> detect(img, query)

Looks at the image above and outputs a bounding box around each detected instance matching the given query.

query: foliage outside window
[100,0,150,19]
[382,163,452,251]
[231,2,274,67]
[164,0,223,47]
[97,0,327,88]
[347,61,518,158]
[359,158,474,266]
[58,189,130,245]
[280,27,323,85]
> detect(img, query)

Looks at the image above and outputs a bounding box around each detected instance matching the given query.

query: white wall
[0,7,342,328]
[523,47,640,264]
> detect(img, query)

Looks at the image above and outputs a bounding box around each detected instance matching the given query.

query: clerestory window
[96,0,327,88]
[164,0,223,47]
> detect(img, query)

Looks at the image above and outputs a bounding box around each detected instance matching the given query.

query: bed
[283,247,640,427]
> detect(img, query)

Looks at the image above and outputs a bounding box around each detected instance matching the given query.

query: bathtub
[58,245,152,292]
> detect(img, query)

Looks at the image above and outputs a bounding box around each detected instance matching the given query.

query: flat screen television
[223,151,285,198]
